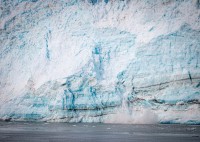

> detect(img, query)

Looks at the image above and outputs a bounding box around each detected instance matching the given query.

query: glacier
[0,0,200,124]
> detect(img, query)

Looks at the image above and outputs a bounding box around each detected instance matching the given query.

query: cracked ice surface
[0,0,200,124]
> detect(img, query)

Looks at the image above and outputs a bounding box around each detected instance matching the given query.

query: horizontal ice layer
[0,0,200,124]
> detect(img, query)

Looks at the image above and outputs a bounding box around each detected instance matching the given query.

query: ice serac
[0,0,200,124]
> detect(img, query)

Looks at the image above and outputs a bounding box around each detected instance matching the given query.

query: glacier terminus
[0,0,200,124]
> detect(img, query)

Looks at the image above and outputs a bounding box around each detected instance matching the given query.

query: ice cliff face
[0,0,200,124]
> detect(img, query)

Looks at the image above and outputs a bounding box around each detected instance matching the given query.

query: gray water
[0,122,199,142]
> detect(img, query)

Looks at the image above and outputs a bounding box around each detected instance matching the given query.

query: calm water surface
[0,121,199,142]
